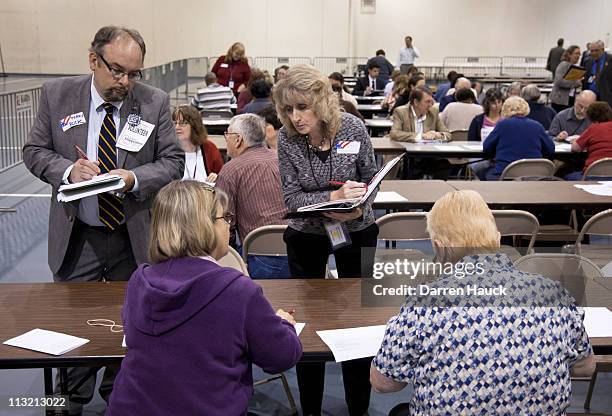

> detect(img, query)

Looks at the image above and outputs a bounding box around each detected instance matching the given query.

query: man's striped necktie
[97,102,124,230]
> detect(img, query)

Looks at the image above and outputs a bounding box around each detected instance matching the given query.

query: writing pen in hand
[329,180,368,193]
[74,145,89,160]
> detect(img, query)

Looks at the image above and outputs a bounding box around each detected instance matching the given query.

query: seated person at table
[550,90,596,141]
[480,96,555,180]
[370,190,595,416]
[468,88,504,142]
[257,105,283,150]
[107,181,302,415]
[329,71,359,107]
[352,61,386,96]
[522,84,557,130]
[440,87,483,131]
[172,104,223,182]
[215,114,290,278]
[390,75,426,113]
[191,71,236,112]
[439,77,472,112]
[242,78,273,114]
[566,101,612,180]
[390,87,451,143]
[434,70,458,102]
[505,81,522,99]
[332,83,365,122]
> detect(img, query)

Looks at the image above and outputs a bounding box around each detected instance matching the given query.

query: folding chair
[492,210,539,261]
[499,158,555,180]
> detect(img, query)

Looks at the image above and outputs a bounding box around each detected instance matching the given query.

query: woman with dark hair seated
[332,83,365,122]
[468,89,504,142]
[566,101,612,180]
[172,105,223,182]
[107,180,302,415]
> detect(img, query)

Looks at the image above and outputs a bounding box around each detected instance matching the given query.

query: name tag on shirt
[220,63,229,68]
[59,112,86,132]
[335,141,360,154]
[116,120,155,152]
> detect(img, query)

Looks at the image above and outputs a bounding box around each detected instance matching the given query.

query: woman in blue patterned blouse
[371,190,595,416]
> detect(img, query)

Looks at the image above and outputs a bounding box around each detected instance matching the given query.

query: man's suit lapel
[117,90,134,169]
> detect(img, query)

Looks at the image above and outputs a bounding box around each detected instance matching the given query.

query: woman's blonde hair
[148,181,228,263]
[272,64,341,139]
[427,190,500,262]
[501,96,530,118]
[225,42,247,64]
[172,105,208,146]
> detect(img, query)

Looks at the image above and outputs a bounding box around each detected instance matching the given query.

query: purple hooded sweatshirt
[107,256,302,416]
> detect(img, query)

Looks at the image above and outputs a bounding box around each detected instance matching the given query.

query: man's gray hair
[521,84,541,102]
[89,26,146,59]
[204,72,217,86]
[229,114,266,148]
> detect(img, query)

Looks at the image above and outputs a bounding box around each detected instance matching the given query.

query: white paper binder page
[435,145,464,151]
[583,308,612,337]
[555,143,572,152]
[3,328,89,356]
[574,184,612,196]
[57,174,125,202]
[316,325,386,362]
[374,191,408,203]
[295,153,404,213]
[295,323,305,336]
[462,143,483,150]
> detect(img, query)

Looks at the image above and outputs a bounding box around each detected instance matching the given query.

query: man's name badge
[127,113,141,126]
[59,112,86,132]
[335,141,361,154]
[116,120,155,152]
[324,221,352,250]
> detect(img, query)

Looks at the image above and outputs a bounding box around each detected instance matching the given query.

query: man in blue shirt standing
[397,35,420,74]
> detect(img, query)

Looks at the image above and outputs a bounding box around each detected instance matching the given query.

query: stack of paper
[3,329,89,355]
[316,325,386,362]
[374,191,408,203]
[584,307,612,337]
[574,184,612,196]
[57,174,125,202]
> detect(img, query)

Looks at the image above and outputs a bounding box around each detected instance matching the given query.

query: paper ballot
[4,329,89,356]
[295,323,305,336]
[316,325,386,362]
[374,192,408,203]
[57,174,125,202]
[574,184,612,196]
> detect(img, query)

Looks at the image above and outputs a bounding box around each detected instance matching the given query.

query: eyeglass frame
[97,53,143,81]
[223,131,241,140]
[214,212,234,225]
[173,120,191,126]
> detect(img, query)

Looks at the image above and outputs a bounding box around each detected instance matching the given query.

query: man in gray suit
[546,38,565,75]
[22,26,183,414]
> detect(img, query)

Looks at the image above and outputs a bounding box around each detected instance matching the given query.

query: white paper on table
[3,329,89,356]
[556,143,572,152]
[598,181,612,188]
[574,184,612,196]
[584,307,612,337]
[461,144,483,150]
[295,323,305,336]
[316,325,386,362]
[435,145,464,151]
[374,191,408,203]
[122,335,126,348]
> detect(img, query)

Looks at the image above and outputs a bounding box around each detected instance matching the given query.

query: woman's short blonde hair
[501,96,530,118]
[272,64,341,139]
[427,190,500,262]
[148,180,228,263]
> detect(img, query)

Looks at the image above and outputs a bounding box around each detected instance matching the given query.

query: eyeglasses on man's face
[97,54,143,81]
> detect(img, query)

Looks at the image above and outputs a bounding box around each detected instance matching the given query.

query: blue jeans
[247,255,291,279]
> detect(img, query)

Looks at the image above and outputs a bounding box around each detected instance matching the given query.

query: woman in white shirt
[172,105,224,183]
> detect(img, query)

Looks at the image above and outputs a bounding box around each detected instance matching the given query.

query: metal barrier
[253,56,312,74]
[0,87,42,172]
[501,56,550,78]
[313,57,369,77]
[140,59,188,93]
[187,57,209,79]
[418,65,446,82]
[443,56,503,78]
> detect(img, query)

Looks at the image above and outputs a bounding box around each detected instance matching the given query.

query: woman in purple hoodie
[107,180,302,416]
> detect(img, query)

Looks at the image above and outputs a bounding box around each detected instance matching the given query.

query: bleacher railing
[312,57,369,77]
[253,56,312,74]
[443,56,503,78]
[501,56,549,78]
[0,87,42,172]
